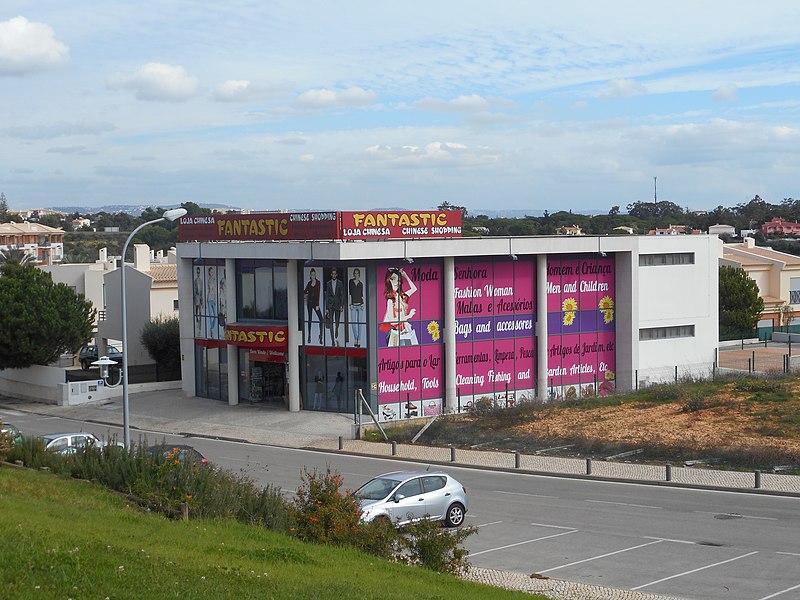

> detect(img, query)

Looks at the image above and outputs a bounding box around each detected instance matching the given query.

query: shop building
[176,211,719,421]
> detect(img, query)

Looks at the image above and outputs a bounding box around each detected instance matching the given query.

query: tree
[718,265,764,339]
[0,263,95,368]
[140,316,180,371]
[0,248,34,266]
[778,302,795,332]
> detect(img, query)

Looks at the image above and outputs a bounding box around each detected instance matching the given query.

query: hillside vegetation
[0,466,538,600]
[378,376,800,471]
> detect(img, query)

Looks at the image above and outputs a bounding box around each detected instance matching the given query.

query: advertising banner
[376,261,443,421]
[453,259,536,411]
[179,212,338,242]
[340,211,462,240]
[179,210,463,242]
[546,255,616,399]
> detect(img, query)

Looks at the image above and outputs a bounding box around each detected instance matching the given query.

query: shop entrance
[248,360,286,405]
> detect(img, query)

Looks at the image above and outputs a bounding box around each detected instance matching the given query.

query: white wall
[636,236,719,383]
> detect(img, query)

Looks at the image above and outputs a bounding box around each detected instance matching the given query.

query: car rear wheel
[80,360,89,370]
[445,503,465,527]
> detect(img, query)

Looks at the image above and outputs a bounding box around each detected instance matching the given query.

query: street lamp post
[120,207,187,448]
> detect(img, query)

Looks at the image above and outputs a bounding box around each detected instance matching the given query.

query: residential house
[761,218,800,236]
[720,237,800,329]
[0,221,64,264]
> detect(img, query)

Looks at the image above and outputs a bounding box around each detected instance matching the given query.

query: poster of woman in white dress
[381,267,418,346]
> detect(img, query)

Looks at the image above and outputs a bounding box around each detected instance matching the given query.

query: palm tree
[0,248,34,266]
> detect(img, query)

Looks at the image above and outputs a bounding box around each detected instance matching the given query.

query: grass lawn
[0,466,542,600]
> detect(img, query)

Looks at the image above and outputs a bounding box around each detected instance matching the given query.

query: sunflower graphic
[563,311,576,326]
[599,295,614,309]
[427,321,440,341]
[601,309,614,324]
[562,297,578,312]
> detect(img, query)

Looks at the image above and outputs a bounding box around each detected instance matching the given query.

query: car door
[420,475,448,520]
[387,477,425,525]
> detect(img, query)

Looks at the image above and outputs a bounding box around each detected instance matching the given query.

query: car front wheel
[445,503,465,527]
[80,360,89,370]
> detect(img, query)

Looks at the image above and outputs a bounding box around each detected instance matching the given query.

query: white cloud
[714,83,738,102]
[0,16,69,75]
[414,94,490,112]
[213,79,253,102]
[600,78,648,98]
[106,63,200,102]
[299,154,315,162]
[45,146,96,155]
[293,87,377,109]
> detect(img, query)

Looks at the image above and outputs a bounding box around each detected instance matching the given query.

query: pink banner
[546,255,616,398]
[377,261,443,410]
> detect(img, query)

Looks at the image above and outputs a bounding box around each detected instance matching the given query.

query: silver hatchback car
[354,470,468,527]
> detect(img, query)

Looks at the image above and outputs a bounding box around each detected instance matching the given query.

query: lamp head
[162,208,188,222]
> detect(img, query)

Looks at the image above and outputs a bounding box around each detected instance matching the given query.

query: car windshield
[355,476,402,500]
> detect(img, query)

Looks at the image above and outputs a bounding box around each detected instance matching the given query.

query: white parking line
[642,536,696,545]
[585,499,662,509]
[474,520,503,528]
[538,540,662,574]
[757,582,800,599]
[776,551,800,557]
[529,521,576,530]
[494,490,559,499]
[470,529,578,556]
[631,551,759,590]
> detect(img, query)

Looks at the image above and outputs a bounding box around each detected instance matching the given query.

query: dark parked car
[354,470,468,527]
[78,344,123,370]
[149,444,208,465]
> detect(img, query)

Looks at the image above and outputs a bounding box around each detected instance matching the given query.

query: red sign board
[224,324,288,350]
[178,211,462,242]
[178,212,338,242]
[339,211,462,240]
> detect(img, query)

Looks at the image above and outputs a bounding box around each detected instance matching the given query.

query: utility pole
[654,176,658,203]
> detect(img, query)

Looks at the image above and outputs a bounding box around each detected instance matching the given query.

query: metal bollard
[515,450,521,469]
[755,470,762,489]
[586,458,593,475]
[450,446,456,462]
[391,441,397,456]
[666,464,672,481]
[338,436,344,450]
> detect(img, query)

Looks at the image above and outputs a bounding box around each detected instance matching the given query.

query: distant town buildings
[0,221,64,264]
[761,217,800,236]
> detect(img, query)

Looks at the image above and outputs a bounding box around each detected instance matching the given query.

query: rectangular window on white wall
[789,277,800,304]
[639,325,695,340]
[639,253,695,266]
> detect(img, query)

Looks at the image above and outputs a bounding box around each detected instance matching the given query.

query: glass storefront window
[237,260,288,321]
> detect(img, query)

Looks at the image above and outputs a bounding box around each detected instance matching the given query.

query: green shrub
[398,518,477,576]
[291,467,365,547]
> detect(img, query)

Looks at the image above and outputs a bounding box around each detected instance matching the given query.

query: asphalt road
[4,409,800,600]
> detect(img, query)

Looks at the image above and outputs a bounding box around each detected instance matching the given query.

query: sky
[3,2,800,215]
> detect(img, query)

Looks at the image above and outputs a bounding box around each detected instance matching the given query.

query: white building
[175,211,719,421]
[41,245,179,366]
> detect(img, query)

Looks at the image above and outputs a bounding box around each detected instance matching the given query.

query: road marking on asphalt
[474,520,503,528]
[585,499,663,509]
[538,540,662,574]
[631,551,759,590]
[529,522,577,530]
[643,536,696,545]
[494,490,559,499]
[776,551,800,557]
[470,529,578,556]
[757,582,800,599]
